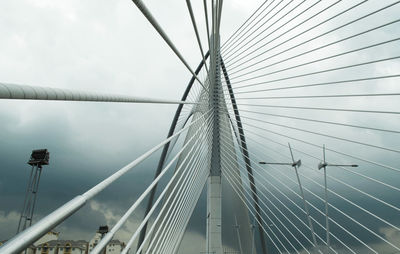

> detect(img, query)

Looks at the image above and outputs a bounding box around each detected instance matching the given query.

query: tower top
[27,149,49,167]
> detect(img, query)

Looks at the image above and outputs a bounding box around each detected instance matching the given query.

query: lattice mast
[17,149,49,233]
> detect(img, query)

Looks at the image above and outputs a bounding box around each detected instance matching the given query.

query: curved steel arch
[137,52,267,254]
[221,56,268,254]
[137,51,210,252]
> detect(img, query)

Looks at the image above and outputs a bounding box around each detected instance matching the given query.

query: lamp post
[318,144,358,248]
[258,143,319,251]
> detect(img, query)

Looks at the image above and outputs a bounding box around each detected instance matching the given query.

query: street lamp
[258,143,319,250]
[258,160,302,168]
[318,144,358,248]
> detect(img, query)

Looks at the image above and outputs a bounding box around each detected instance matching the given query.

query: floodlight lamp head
[27,149,49,167]
[98,225,109,234]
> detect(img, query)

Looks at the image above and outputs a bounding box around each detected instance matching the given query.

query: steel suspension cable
[220,151,310,254]
[123,135,209,254]
[218,128,375,253]
[153,148,209,254]
[152,122,213,253]
[219,0,271,52]
[272,162,400,253]
[160,164,208,254]
[223,0,324,67]
[0,107,212,254]
[203,0,211,51]
[232,55,400,88]
[220,56,269,254]
[236,102,400,115]
[149,147,207,253]
[218,129,321,252]
[233,74,400,94]
[92,111,213,254]
[221,157,297,254]
[224,0,373,70]
[237,119,400,173]
[131,0,208,92]
[228,112,400,155]
[186,0,209,74]
[218,135,352,253]
[147,142,210,254]
[221,118,400,252]
[218,139,351,254]
[229,37,400,82]
[143,119,213,253]
[221,167,285,254]
[223,0,350,68]
[228,19,400,77]
[168,146,211,254]
[170,146,211,254]
[230,126,400,230]
[224,107,400,134]
[136,133,211,254]
[223,0,297,61]
[220,0,279,55]
[239,125,400,194]
[235,92,400,100]
[220,97,400,173]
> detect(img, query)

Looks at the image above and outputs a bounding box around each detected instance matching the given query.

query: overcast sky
[0,0,263,249]
[1,0,400,253]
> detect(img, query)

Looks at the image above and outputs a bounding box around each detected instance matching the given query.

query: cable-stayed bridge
[1,0,400,253]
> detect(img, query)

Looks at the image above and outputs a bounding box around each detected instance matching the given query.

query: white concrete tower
[206,1,223,254]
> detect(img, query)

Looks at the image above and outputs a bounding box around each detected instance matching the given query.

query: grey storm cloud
[1,0,400,253]
[0,0,263,250]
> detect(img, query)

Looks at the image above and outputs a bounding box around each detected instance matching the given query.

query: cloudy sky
[0,0,263,249]
[1,0,400,253]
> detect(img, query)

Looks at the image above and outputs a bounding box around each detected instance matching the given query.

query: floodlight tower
[17,149,50,233]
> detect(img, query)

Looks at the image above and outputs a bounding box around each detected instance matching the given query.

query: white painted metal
[90,113,212,254]
[123,116,212,254]
[0,110,211,254]
[131,0,208,92]
[142,115,212,253]
[323,145,330,248]
[206,176,223,254]
[0,82,195,105]
[288,143,320,252]
[206,0,223,251]
[158,116,214,254]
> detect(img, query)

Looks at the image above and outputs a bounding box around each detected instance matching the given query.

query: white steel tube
[0,82,195,105]
[322,145,330,247]
[221,168,283,253]
[131,0,208,92]
[137,124,212,254]
[288,144,319,250]
[0,109,211,254]
[120,114,212,254]
[157,153,208,254]
[148,125,213,253]
[90,113,213,254]
[220,149,308,254]
[220,155,295,254]
[218,129,352,253]
[169,150,211,254]
[161,129,212,254]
